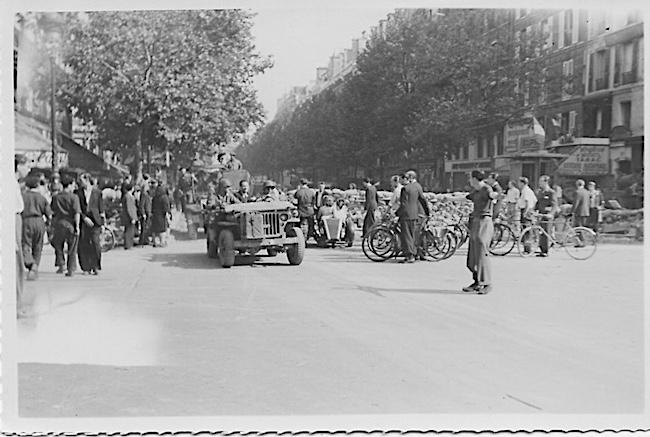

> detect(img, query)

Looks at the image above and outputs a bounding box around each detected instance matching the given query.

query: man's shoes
[56,266,65,274]
[536,253,548,257]
[91,269,99,276]
[462,282,479,292]
[417,255,428,261]
[65,271,73,277]
[476,284,491,295]
[399,256,415,264]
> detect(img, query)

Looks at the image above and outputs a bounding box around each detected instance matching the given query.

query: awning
[506,151,569,159]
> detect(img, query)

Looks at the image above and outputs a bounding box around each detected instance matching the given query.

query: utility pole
[50,56,58,173]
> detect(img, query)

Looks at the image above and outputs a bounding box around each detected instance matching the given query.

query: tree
[55,10,270,178]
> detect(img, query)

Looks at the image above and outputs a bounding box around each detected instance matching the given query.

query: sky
[250,7,394,121]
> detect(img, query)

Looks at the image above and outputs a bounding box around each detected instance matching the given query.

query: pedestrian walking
[362,177,379,238]
[21,175,52,280]
[15,154,30,316]
[51,175,81,277]
[463,170,497,294]
[151,182,171,247]
[294,178,315,238]
[397,170,429,263]
[587,181,604,232]
[572,179,590,228]
[77,173,104,274]
[138,181,153,246]
[534,175,558,257]
[121,182,138,250]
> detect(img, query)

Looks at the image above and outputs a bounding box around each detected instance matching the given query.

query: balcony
[595,78,608,91]
[622,71,637,85]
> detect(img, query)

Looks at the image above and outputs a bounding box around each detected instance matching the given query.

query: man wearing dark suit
[314,181,327,209]
[122,183,138,250]
[362,177,379,238]
[138,181,152,246]
[397,170,430,263]
[233,180,251,203]
[77,173,104,275]
[572,179,590,228]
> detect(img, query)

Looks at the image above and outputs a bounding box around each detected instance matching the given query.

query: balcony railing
[595,78,608,91]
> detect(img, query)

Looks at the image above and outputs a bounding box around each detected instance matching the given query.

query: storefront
[444,159,492,191]
[15,112,68,170]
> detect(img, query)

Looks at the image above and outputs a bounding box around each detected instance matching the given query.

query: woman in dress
[151,183,171,247]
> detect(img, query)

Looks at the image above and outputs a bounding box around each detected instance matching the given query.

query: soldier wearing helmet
[261,180,281,202]
[206,178,240,209]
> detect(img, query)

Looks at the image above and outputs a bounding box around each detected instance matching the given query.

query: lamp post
[50,56,58,173]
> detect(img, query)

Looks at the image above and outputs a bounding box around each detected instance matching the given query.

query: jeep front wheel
[286,227,305,265]
[207,237,218,258]
[217,229,235,268]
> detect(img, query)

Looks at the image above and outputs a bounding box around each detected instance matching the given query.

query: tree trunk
[133,124,144,181]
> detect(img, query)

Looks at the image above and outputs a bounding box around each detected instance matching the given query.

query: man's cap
[300,178,309,185]
[264,180,276,188]
[219,178,232,188]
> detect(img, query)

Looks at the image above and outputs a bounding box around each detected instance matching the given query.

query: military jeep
[203,200,305,268]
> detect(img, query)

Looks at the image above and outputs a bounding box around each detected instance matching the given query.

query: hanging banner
[504,116,546,153]
[556,145,610,175]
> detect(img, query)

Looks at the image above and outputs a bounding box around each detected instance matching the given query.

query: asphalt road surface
[17,231,644,417]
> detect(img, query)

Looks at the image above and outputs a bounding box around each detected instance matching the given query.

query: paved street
[17,229,644,417]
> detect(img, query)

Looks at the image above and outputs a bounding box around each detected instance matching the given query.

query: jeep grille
[262,212,282,237]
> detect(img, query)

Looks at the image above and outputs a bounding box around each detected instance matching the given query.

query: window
[477,136,484,158]
[620,101,631,129]
[463,144,469,160]
[488,135,495,157]
[596,108,603,132]
[561,112,570,133]
[541,17,552,51]
[562,59,574,97]
[569,111,576,135]
[590,49,610,91]
[496,131,504,155]
[563,10,574,46]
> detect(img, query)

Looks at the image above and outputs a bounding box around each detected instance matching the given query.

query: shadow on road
[354,284,470,297]
[170,229,205,241]
[147,252,218,270]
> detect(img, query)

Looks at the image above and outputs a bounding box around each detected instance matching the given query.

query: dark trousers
[362,209,376,237]
[539,219,551,254]
[139,217,151,245]
[588,208,599,232]
[78,224,102,272]
[22,216,46,270]
[466,216,493,285]
[124,221,135,249]
[574,215,588,228]
[52,221,78,273]
[16,214,24,313]
[399,218,417,258]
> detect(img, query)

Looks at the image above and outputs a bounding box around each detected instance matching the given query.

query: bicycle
[517,212,597,260]
[489,217,518,256]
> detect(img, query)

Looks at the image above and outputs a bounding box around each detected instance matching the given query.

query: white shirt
[505,186,520,204]
[517,185,537,210]
[16,178,24,214]
[389,184,403,211]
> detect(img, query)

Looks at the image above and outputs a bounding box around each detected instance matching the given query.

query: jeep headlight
[291,209,299,218]
[280,213,289,221]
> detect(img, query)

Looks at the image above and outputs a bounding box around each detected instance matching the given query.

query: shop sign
[449,160,492,171]
[23,150,69,169]
[556,145,609,175]
[504,117,545,153]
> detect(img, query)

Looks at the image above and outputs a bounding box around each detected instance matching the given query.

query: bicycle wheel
[564,226,597,260]
[425,229,450,261]
[490,223,515,256]
[441,231,458,260]
[517,226,541,257]
[100,226,116,252]
[362,227,398,262]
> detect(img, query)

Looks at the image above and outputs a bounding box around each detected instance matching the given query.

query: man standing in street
[15,154,29,315]
[77,173,104,274]
[21,175,52,280]
[388,174,404,214]
[485,172,504,220]
[397,170,429,263]
[517,176,537,254]
[587,181,604,232]
[294,179,315,239]
[534,175,558,257]
[572,179,590,228]
[463,170,497,294]
[314,181,327,210]
[138,180,153,246]
[362,177,379,238]
[234,179,251,203]
[51,175,81,277]
[121,183,138,250]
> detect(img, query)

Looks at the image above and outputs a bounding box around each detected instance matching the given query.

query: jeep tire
[287,227,305,265]
[207,237,218,258]
[217,229,235,268]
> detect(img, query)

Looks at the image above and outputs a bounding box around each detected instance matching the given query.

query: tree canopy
[239,8,556,186]
[53,10,271,177]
